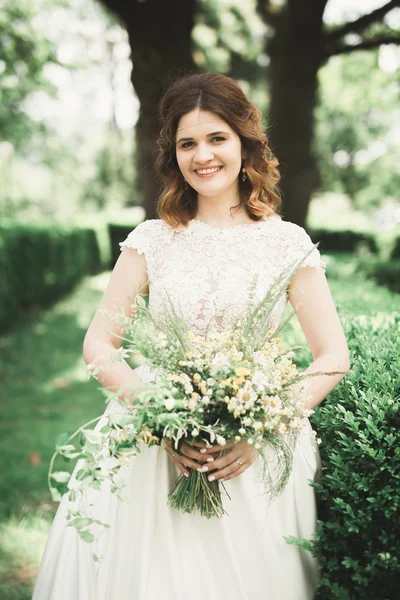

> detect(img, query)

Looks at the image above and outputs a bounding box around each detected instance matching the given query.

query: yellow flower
[140,427,160,444]
[193,373,201,383]
[235,367,250,377]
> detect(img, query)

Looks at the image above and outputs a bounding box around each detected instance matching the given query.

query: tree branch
[326,34,400,57]
[325,0,400,41]
[256,0,282,29]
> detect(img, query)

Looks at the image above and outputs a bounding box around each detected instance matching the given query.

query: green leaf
[78,530,95,543]
[51,471,71,484]
[82,429,103,445]
[55,432,71,448]
[67,517,94,529]
[50,487,62,501]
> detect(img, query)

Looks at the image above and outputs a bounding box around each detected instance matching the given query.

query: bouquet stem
[168,470,229,518]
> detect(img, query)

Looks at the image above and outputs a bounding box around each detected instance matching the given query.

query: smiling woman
[156,72,281,228]
[32,72,350,600]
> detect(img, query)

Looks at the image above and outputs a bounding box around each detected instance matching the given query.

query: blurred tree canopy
[0,0,57,148]
[98,0,399,225]
[1,0,399,227]
[316,51,400,212]
[256,0,400,226]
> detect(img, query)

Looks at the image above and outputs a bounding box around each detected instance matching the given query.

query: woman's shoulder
[119,219,170,254]
[265,217,326,270]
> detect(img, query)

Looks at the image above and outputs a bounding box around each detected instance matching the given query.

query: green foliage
[316,52,400,211]
[0,0,57,147]
[108,222,140,266]
[309,228,378,254]
[291,315,400,599]
[0,223,101,332]
[193,0,268,111]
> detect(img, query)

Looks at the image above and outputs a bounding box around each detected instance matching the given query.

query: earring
[241,167,247,182]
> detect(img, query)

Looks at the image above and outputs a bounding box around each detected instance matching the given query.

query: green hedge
[309,228,378,254]
[108,223,138,266]
[390,236,400,261]
[356,259,400,294]
[0,224,101,332]
[290,315,399,599]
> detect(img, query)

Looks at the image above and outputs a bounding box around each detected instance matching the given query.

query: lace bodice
[119,216,325,335]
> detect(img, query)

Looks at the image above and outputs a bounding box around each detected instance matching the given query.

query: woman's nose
[194,143,214,163]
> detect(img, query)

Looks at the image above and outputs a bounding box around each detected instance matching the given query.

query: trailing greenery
[287,314,400,599]
[0,224,101,332]
[0,258,398,598]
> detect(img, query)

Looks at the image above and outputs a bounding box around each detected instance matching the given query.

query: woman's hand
[192,439,259,483]
[161,438,216,477]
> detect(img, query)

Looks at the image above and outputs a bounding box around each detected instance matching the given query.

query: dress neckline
[188,216,280,231]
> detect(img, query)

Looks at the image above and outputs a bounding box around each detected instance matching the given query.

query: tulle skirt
[32,363,322,600]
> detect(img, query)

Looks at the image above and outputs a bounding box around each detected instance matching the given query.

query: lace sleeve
[285,222,326,272]
[119,221,152,255]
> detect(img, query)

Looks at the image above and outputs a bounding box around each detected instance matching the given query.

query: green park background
[0,0,399,598]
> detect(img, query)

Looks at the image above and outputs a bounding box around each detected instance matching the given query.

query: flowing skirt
[32,363,322,600]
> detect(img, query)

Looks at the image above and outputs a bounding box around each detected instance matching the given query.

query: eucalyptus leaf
[51,471,71,484]
[78,530,95,543]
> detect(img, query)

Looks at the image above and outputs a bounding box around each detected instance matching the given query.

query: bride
[32,72,350,600]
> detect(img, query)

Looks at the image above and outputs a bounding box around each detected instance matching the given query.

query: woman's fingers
[181,441,215,464]
[192,440,236,454]
[207,450,242,474]
[162,440,190,476]
[207,446,259,481]
[208,458,245,482]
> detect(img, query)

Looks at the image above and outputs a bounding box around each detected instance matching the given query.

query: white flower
[253,421,263,431]
[210,352,230,376]
[192,428,199,437]
[188,399,198,412]
[216,435,226,446]
[242,417,252,427]
[253,351,267,367]
[252,370,267,386]
[201,396,210,405]
[164,398,175,411]
[239,428,246,435]
[155,332,167,348]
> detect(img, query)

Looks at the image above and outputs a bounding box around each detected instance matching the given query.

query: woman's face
[175,109,243,200]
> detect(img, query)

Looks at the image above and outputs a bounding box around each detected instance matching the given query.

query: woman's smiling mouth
[193,166,223,178]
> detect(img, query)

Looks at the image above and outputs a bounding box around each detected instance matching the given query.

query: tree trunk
[266,1,328,228]
[99,0,198,219]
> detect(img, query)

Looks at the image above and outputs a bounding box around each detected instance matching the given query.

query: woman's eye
[180,137,225,149]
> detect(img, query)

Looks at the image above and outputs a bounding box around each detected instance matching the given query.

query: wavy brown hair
[155,73,281,228]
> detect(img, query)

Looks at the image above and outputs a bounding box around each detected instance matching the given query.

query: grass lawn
[0,255,398,599]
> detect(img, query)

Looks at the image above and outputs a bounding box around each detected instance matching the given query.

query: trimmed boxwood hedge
[108,222,138,266]
[309,228,378,254]
[390,236,400,261]
[0,224,101,332]
[287,315,400,599]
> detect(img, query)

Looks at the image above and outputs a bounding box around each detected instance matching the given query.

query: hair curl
[155,73,281,228]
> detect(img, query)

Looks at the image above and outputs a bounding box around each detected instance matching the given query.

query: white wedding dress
[32,216,325,600]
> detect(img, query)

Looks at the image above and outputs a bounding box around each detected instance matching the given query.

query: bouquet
[48,245,335,557]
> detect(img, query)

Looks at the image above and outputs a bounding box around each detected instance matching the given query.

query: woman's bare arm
[287,266,351,411]
[83,246,149,401]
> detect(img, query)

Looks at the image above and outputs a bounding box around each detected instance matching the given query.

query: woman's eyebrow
[176,130,230,144]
